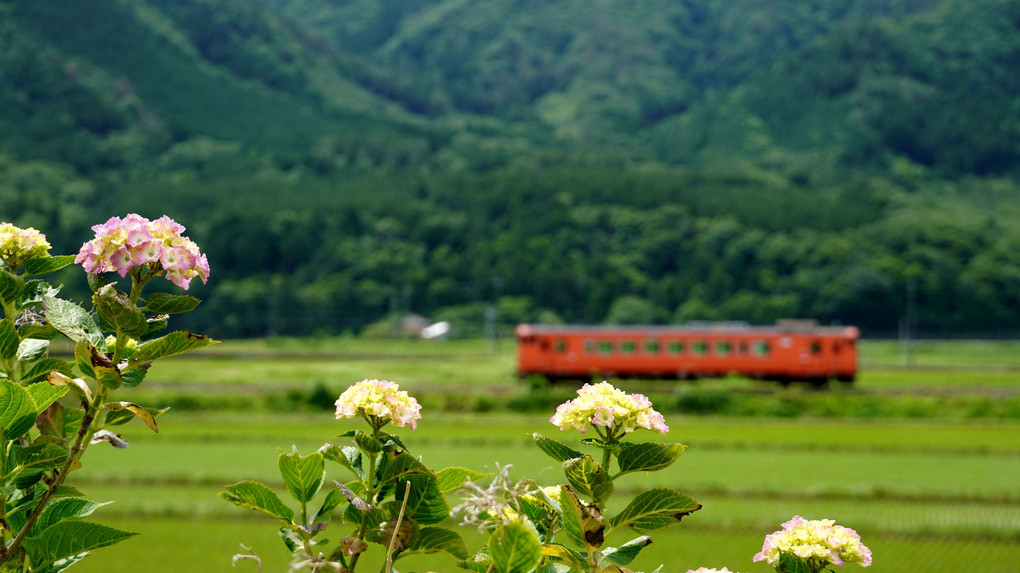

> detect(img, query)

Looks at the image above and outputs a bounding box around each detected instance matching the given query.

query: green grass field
[61,338,1020,572]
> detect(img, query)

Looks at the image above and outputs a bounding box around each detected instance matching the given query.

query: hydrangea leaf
[487,520,542,573]
[23,358,73,386]
[532,433,584,462]
[23,520,137,569]
[0,379,40,439]
[93,284,148,337]
[43,296,105,351]
[436,467,491,493]
[143,292,201,314]
[777,551,813,573]
[0,269,25,305]
[563,455,614,505]
[0,320,18,362]
[559,485,605,549]
[103,402,160,433]
[601,536,653,566]
[396,473,449,525]
[33,498,110,534]
[129,330,217,362]
[540,543,588,571]
[615,442,687,476]
[219,480,295,522]
[607,489,701,535]
[22,255,75,277]
[320,443,365,479]
[405,526,469,559]
[16,280,61,312]
[279,451,325,503]
[314,487,348,521]
[16,338,49,362]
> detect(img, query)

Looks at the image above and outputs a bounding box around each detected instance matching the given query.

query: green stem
[346,424,383,573]
[2,387,106,565]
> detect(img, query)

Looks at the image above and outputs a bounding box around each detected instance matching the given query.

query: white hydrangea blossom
[334,379,422,430]
[549,381,668,435]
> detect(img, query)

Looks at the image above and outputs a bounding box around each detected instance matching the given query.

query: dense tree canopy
[1,0,1019,339]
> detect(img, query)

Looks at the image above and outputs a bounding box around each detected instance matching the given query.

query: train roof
[515,322,859,338]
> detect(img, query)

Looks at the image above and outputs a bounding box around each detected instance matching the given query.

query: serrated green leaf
[380,451,434,486]
[74,340,97,380]
[0,379,39,439]
[120,361,150,388]
[601,536,653,566]
[32,498,108,535]
[279,451,325,503]
[436,467,492,493]
[396,473,449,525]
[27,381,68,413]
[320,443,364,479]
[532,433,584,462]
[607,489,701,535]
[22,255,75,277]
[314,487,349,521]
[16,279,61,312]
[93,284,148,337]
[22,357,73,386]
[0,269,25,304]
[43,296,105,350]
[559,486,605,549]
[563,455,614,505]
[143,292,202,314]
[128,330,217,362]
[12,442,67,473]
[405,526,470,559]
[24,520,137,568]
[219,481,295,522]
[488,521,542,573]
[0,320,18,361]
[616,442,686,475]
[17,323,61,340]
[16,337,49,362]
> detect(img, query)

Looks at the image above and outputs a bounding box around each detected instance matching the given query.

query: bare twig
[385,480,412,573]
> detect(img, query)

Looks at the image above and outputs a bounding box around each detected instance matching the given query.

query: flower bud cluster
[0,222,51,270]
[75,214,209,290]
[754,515,872,568]
[334,379,422,430]
[550,381,668,435]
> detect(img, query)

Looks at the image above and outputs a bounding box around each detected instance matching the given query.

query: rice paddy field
[63,337,1020,573]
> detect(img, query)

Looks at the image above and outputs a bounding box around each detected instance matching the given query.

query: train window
[739,341,748,355]
[620,340,636,354]
[716,341,732,355]
[692,341,708,355]
[555,339,566,352]
[645,339,660,353]
[810,340,822,354]
[585,339,596,353]
[667,341,684,354]
[598,340,613,354]
[753,341,771,356]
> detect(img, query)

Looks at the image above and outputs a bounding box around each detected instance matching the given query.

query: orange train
[515,321,859,385]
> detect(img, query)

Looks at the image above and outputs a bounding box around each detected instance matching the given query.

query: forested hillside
[1,0,1018,338]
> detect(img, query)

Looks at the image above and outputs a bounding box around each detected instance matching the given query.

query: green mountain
[1,0,1018,338]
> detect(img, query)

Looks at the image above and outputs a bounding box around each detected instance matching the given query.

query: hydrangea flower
[550,381,668,436]
[75,214,209,290]
[0,222,51,270]
[754,515,872,571]
[687,568,742,573]
[335,379,422,430]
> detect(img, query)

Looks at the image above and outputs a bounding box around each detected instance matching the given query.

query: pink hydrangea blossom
[335,379,422,430]
[754,515,872,571]
[75,214,209,289]
[550,381,669,436]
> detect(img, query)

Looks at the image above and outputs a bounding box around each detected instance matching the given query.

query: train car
[516,321,859,385]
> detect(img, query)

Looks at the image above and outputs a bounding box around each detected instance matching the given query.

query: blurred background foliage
[1,0,1019,339]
